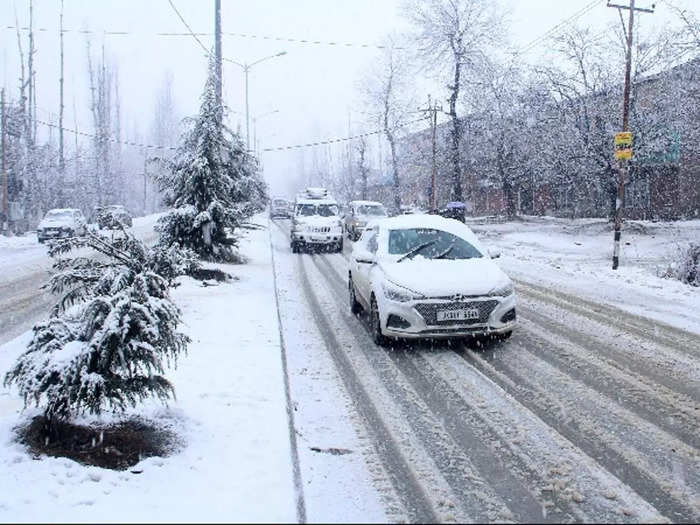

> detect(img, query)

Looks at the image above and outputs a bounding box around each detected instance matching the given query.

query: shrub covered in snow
[3,227,190,430]
[155,57,267,262]
[660,242,700,287]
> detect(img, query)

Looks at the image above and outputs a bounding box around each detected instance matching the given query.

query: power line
[35,118,177,151]
[515,0,606,56]
[1,25,398,50]
[260,117,426,152]
[166,0,210,56]
[31,116,427,155]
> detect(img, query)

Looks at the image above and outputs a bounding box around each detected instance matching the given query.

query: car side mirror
[354,250,376,265]
[488,248,501,259]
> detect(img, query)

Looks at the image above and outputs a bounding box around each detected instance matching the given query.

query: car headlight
[382,281,423,302]
[489,283,514,297]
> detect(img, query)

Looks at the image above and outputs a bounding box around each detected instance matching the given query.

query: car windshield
[318,204,339,217]
[357,205,386,216]
[298,203,338,217]
[45,210,73,220]
[273,199,287,207]
[388,228,483,260]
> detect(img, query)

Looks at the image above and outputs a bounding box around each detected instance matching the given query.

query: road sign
[614,131,633,160]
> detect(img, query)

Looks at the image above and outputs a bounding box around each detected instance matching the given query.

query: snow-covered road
[0,215,162,345]
[271,218,700,523]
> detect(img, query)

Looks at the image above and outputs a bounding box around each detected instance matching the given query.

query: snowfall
[0,213,698,522]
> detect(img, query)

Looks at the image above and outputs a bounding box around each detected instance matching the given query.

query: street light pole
[226,51,287,150]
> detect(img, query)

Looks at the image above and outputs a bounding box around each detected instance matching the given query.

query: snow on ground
[0,218,298,522]
[468,216,700,333]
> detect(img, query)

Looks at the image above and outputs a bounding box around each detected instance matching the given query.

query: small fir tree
[156,57,267,262]
[4,227,191,435]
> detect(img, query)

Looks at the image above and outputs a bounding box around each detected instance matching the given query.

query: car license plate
[437,309,480,322]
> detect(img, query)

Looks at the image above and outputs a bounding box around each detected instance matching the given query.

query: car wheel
[370,295,388,346]
[349,277,362,314]
[337,239,343,253]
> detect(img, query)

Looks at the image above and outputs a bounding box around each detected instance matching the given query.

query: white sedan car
[348,215,516,345]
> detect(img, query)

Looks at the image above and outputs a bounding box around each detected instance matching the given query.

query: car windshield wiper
[433,242,455,259]
[397,240,438,263]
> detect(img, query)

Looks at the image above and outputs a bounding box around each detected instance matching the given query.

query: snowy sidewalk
[0,221,298,522]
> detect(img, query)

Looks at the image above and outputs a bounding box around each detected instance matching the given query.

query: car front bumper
[38,228,74,240]
[378,293,517,339]
[292,230,342,245]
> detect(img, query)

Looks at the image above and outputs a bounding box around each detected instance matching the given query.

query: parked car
[290,188,343,253]
[95,205,133,229]
[348,214,516,345]
[344,200,388,241]
[270,198,292,219]
[37,208,88,243]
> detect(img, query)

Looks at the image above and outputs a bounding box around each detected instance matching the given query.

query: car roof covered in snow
[295,197,338,205]
[349,200,385,207]
[47,208,80,214]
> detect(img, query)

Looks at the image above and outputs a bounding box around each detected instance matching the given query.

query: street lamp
[252,109,280,156]
[225,51,287,150]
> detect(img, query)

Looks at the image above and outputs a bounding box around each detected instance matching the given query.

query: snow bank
[472,217,700,333]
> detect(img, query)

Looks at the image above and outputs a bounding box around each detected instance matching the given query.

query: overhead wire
[1,25,398,50]
[515,0,607,56]
[29,115,429,154]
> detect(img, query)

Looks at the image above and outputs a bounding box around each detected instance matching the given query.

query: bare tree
[404,0,506,204]
[361,39,412,213]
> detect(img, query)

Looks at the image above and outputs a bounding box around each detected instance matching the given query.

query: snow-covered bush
[155,57,267,262]
[3,227,190,431]
[659,242,700,287]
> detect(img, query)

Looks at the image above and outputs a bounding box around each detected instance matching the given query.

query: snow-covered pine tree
[155,56,267,262]
[3,227,190,435]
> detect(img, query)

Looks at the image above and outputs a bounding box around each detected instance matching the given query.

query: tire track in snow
[517,306,699,448]
[515,279,700,358]
[458,344,699,522]
[295,253,439,523]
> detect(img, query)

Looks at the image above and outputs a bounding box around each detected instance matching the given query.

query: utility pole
[1,88,7,234]
[58,0,65,207]
[608,0,654,270]
[214,0,223,121]
[419,95,442,213]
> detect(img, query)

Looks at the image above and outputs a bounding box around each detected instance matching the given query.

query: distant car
[399,205,426,216]
[348,214,516,345]
[439,202,466,223]
[96,205,133,229]
[37,208,88,243]
[290,188,343,253]
[270,198,292,219]
[344,200,388,241]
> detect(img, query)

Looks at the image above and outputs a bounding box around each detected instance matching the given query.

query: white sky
[1,0,695,196]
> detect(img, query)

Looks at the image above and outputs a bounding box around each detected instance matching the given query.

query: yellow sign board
[614,132,633,146]
[615,148,633,160]
[614,131,633,160]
